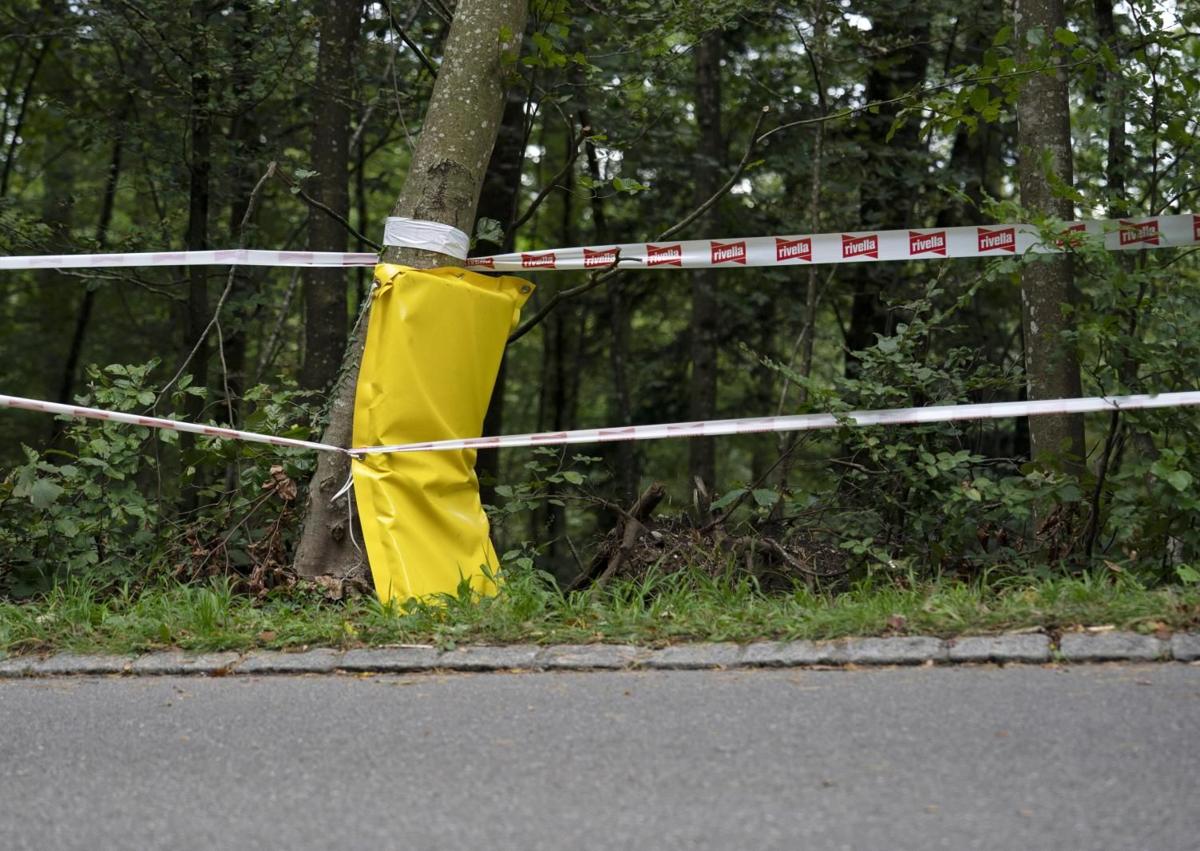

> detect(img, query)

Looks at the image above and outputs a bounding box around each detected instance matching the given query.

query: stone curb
[2,632,1198,678]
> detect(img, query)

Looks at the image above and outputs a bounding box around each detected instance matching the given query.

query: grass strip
[1,569,1198,657]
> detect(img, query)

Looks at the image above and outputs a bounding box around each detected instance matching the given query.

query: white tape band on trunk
[0,249,379,271]
[382,217,470,259]
[466,214,1200,272]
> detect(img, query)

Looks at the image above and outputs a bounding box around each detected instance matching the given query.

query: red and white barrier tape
[355,392,1200,454]
[1,214,1194,273]
[0,394,345,455]
[0,249,379,271]
[6,390,1199,459]
[4,390,1198,458]
[468,214,1200,272]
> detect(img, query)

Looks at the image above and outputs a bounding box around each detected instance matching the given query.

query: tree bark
[688,31,723,501]
[475,86,528,509]
[1015,0,1085,471]
[58,100,126,406]
[294,0,528,578]
[180,0,213,511]
[221,0,264,426]
[301,0,362,394]
[844,12,931,369]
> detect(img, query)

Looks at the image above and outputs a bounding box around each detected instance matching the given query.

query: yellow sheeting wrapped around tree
[351,264,533,604]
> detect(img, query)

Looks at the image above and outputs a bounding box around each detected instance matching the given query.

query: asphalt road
[2,664,1198,850]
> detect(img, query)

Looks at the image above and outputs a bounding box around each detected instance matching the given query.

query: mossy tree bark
[1015,0,1085,472]
[294,0,528,579]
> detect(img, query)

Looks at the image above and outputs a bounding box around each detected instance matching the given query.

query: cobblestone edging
[1,631,1196,678]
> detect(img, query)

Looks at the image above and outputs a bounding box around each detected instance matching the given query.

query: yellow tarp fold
[352,264,533,604]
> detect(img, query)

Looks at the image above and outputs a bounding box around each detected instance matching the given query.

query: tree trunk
[221,0,264,427]
[58,100,126,406]
[844,12,931,369]
[180,0,213,511]
[1015,0,1085,471]
[294,0,529,578]
[688,31,723,502]
[475,86,528,509]
[301,0,362,394]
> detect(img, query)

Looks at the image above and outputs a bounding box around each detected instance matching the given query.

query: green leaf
[1053,27,1078,46]
[1176,564,1200,585]
[29,478,64,509]
[751,488,780,508]
[992,26,1011,47]
[561,470,585,485]
[474,217,504,246]
[710,488,747,511]
[1165,470,1193,492]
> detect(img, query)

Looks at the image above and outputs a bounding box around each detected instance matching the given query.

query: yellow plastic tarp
[351,264,533,604]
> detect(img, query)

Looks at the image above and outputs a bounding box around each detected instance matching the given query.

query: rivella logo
[841,233,878,259]
[583,247,620,268]
[521,252,556,269]
[466,256,494,268]
[977,227,1016,253]
[908,230,946,256]
[711,240,747,265]
[1119,219,1160,246]
[1054,222,1088,249]
[646,243,683,266]
[775,237,812,262]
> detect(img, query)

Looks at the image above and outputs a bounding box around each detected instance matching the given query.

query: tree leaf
[29,478,64,510]
[1166,470,1193,492]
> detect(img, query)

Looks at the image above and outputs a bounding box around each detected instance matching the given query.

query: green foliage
[0,363,318,598]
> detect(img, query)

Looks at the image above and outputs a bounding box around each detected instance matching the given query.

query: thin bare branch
[275,167,382,251]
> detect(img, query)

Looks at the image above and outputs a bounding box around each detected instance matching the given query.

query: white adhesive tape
[0,394,346,455]
[382,217,470,260]
[0,249,378,271]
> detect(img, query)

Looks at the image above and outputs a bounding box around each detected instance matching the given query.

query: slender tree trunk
[593,161,638,502]
[294,0,529,578]
[844,13,931,369]
[475,87,528,509]
[221,0,264,426]
[689,31,723,503]
[0,37,49,198]
[58,101,127,405]
[301,0,362,393]
[1015,0,1085,471]
[180,0,213,511]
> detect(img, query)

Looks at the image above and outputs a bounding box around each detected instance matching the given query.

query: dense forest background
[1,0,1197,596]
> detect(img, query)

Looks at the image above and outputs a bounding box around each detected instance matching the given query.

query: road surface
[2,664,1198,850]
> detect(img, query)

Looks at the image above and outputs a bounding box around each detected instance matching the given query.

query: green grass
[1,569,1198,657]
